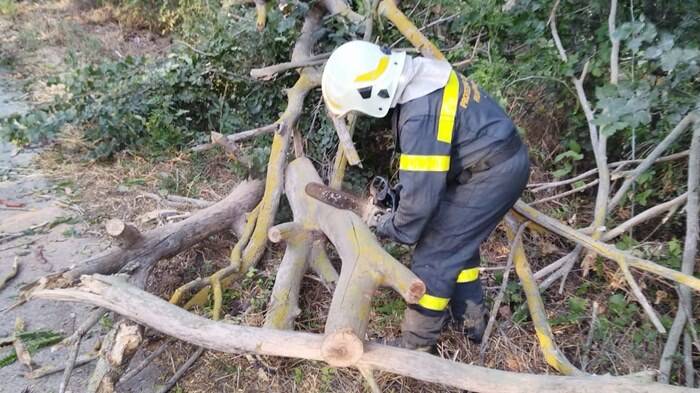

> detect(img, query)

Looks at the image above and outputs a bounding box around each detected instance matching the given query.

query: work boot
[389,307,445,353]
[449,279,488,343]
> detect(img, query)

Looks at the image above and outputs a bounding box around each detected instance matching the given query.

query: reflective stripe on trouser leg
[450,263,484,321]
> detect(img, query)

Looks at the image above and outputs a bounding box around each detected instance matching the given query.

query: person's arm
[376,114,451,244]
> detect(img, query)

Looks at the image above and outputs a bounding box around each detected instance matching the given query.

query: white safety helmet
[322,41,406,118]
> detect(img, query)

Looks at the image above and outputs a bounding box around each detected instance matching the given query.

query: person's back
[322,41,530,351]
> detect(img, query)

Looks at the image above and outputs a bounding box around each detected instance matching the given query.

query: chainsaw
[304,176,400,224]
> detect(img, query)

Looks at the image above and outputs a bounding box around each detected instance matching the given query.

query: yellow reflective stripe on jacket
[354,56,389,82]
[418,293,450,311]
[436,71,459,144]
[399,154,450,172]
[456,267,479,283]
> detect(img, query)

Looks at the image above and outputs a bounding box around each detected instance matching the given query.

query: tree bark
[284,157,425,366]
[33,275,695,393]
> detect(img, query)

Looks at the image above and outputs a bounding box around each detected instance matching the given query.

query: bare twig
[528,150,689,192]
[530,179,599,205]
[659,116,700,383]
[250,55,330,80]
[119,339,173,385]
[608,0,620,84]
[155,346,205,393]
[602,193,688,241]
[548,0,568,62]
[683,330,695,387]
[25,354,98,379]
[479,223,524,364]
[514,200,700,291]
[581,301,599,372]
[0,257,19,291]
[609,112,699,211]
[59,336,81,393]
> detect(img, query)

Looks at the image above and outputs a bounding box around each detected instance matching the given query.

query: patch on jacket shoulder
[459,75,481,108]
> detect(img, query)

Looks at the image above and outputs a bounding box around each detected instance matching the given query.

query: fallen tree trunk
[32,275,697,393]
[20,180,263,294]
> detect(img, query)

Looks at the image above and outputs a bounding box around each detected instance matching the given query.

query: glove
[366,206,390,229]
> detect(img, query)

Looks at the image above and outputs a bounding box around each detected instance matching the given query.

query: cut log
[105,219,142,249]
[87,320,143,393]
[284,157,425,366]
[32,275,695,393]
[20,180,263,295]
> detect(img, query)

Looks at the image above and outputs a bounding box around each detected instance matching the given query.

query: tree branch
[32,274,693,393]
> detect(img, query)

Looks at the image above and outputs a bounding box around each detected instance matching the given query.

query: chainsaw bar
[304,182,366,217]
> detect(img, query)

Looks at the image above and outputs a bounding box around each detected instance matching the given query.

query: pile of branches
[7,0,698,392]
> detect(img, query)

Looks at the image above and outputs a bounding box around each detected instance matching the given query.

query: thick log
[263,232,312,330]
[32,275,696,393]
[285,157,425,366]
[21,180,262,294]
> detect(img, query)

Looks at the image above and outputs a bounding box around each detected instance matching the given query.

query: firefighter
[321,41,530,351]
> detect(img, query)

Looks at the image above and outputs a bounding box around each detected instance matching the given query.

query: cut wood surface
[32,275,697,393]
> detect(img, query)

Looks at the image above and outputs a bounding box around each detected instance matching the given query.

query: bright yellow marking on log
[456,267,479,283]
[354,56,390,83]
[399,154,450,172]
[437,71,459,144]
[417,293,450,311]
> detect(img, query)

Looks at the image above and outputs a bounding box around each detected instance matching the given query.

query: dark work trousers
[410,144,530,319]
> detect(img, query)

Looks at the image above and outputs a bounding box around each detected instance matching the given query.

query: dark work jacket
[376,74,518,245]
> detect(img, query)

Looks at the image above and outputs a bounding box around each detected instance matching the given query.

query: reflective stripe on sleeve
[418,293,450,311]
[436,71,459,144]
[456,267,480,283]
[399,154,450,172]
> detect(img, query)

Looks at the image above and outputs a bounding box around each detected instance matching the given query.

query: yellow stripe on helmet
[354,56,390,83]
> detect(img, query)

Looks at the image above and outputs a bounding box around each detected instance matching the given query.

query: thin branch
[548,0,568,62]
[155,346,205,393]
[602,193,688,241]
[659,115,700,383]
[119,339,173,385]
[581,301,599,372]
[479,223,524,365]
[609,112,699,211]
[529,150,689,192]
[530,179,599,206]
[609,0,620,84]
[250,55,330,80]
[25,354,98,379]
[514,200,700,291]
[390,13,459,48]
